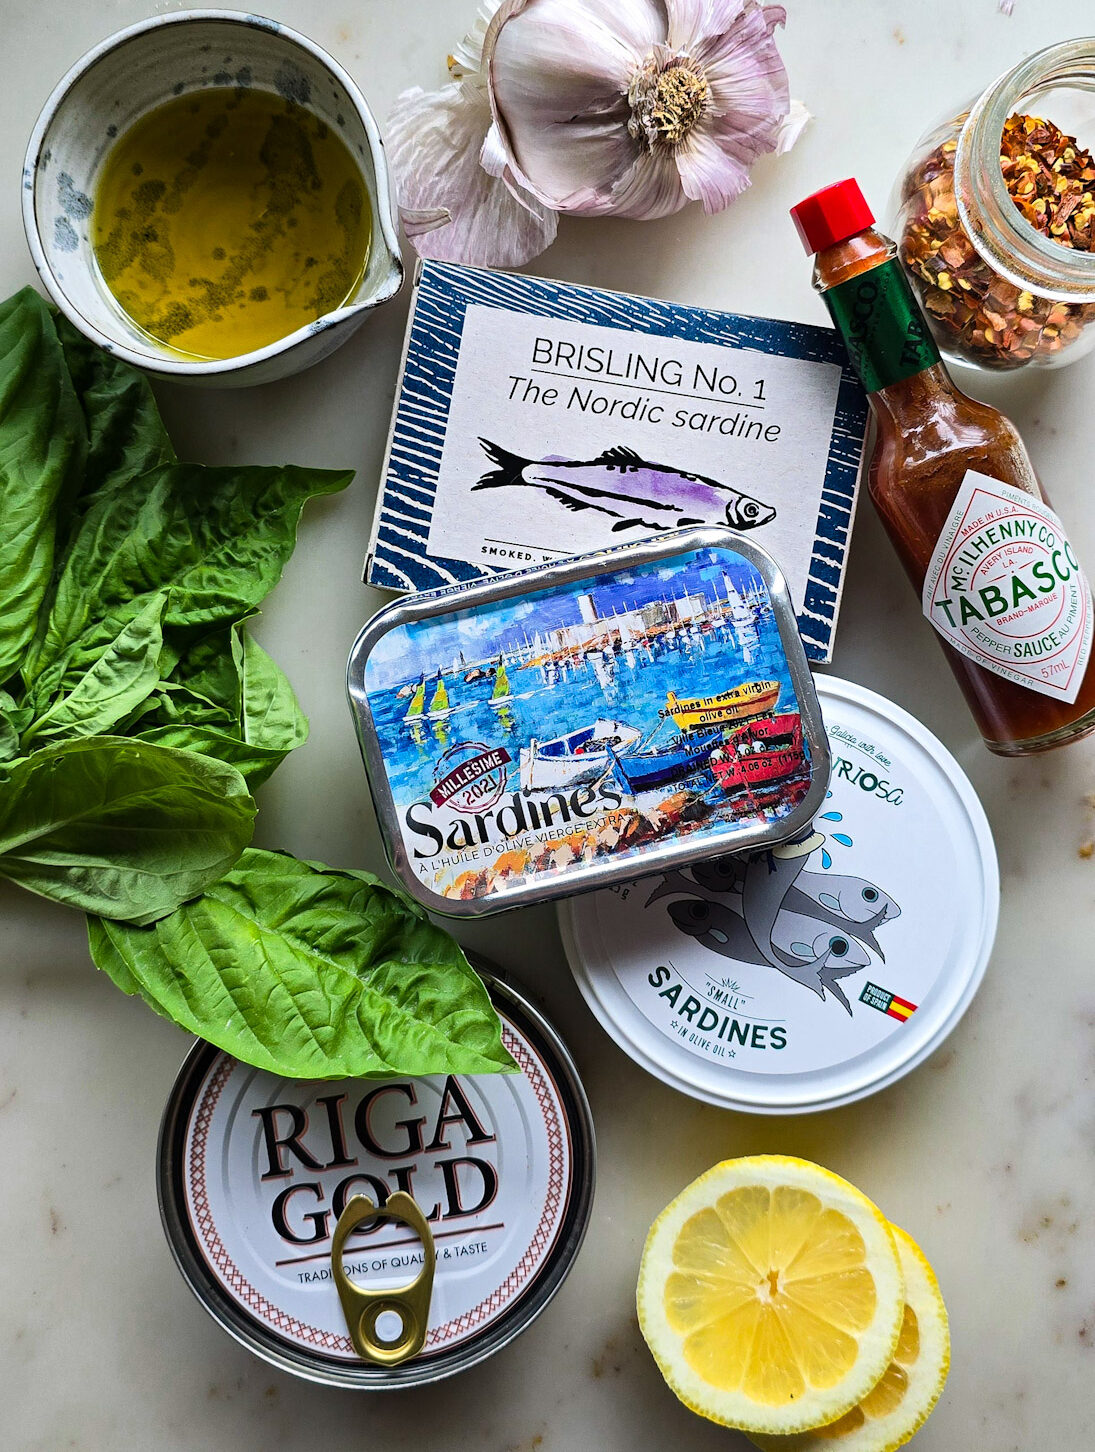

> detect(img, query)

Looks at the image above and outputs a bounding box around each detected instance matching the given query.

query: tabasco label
[922,471,1093,704]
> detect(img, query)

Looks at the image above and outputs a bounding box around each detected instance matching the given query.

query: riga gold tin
[157,971,595,1388]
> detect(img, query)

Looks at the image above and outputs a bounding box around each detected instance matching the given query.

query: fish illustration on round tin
[472,440,778,534]
[647,830,900,1015]
[793,870,901,937]
[686,853,901,960]
[662,895,872,1013]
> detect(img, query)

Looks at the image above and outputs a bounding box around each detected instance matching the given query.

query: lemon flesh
[638,1157,905,1435]
[748,1225,951,1451]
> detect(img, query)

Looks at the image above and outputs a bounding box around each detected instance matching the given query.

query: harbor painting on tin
[363,546,815,903]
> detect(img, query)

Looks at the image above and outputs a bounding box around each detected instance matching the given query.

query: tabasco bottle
[791,178,1095,756]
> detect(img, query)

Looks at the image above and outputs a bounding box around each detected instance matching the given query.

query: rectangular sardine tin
[347,526,830,916]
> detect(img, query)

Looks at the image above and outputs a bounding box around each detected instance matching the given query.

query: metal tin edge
[346,524,831,918]
[558,674,999,1114]
[157,969,596,1388]
[807,675,1000,1101]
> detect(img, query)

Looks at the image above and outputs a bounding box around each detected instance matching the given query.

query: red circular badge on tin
[430,741,512,814]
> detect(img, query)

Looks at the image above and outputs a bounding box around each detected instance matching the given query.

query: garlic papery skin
[484,0,794,220]
[386,2,558,267]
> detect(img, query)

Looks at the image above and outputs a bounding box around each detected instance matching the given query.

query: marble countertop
[3,1,1094,1447]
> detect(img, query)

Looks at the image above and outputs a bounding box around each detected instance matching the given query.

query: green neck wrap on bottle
[822,258,941,393]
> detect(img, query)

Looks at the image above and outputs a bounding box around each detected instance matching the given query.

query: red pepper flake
[1003,113,1095,247]
[899,113,1095,368]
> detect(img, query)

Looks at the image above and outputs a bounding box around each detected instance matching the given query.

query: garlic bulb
[386,0,803,268]
[483,0,793,218]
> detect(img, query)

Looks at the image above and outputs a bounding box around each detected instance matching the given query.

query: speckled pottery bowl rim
[21,9,404,380]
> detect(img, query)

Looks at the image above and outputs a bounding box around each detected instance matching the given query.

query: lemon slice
[747,1226,950,1452]
[637,1156,905,1435]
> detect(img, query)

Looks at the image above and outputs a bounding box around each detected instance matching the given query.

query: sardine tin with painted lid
[157,974,594,1388]
[346,526,829,916]
[559,676,999,1113]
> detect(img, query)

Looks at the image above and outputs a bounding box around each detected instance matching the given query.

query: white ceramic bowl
[22,10,404,386]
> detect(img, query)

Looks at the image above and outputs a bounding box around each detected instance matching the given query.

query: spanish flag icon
[885,994,917,1022]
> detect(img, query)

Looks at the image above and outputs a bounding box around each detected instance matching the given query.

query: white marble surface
[2,1,1095,1447]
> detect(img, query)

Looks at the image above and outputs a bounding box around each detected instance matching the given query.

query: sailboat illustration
[427,672,453,719]
[490,659,513,706]
[724,575,760,664]
[403,675,427,723]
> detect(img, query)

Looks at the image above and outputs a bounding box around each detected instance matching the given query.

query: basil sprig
[0,288,513,1079]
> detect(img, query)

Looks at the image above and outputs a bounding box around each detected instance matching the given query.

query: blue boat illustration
[610,730,722,792]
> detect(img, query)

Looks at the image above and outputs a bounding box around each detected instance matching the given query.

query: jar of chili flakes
[891,39,1095,371]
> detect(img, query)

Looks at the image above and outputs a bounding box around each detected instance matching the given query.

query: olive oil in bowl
[92,87,372,360]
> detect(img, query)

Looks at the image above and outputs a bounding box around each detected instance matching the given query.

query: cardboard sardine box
[365,260,869,664]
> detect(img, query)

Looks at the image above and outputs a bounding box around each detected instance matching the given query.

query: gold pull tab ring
[331,1192,436,1366]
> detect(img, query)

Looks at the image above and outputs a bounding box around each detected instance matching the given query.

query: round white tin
[158,975,594,1387]
[560,676,999,1113]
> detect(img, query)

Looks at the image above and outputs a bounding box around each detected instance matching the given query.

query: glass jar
[891,38,1095,371]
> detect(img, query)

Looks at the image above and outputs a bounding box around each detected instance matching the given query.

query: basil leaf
[130,683,238,735]
[0,691,30,764]
[241,631,308,759]
[24,462,352,686]
[0,737,255,923]
[135,723,287,789]
[134,627,309,787]
[54,313,174,514]
[23,593,167,746]
[0,289,86,687]
[131,620,250,738]
[162,619,247,721]
[87,849,516,1079]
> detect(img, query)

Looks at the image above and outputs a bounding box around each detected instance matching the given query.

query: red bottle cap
[790,179,875,254]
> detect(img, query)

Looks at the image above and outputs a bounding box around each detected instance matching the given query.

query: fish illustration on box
[473,440,778,535]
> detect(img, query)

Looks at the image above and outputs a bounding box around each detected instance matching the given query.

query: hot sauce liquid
[815,229,1095,755]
